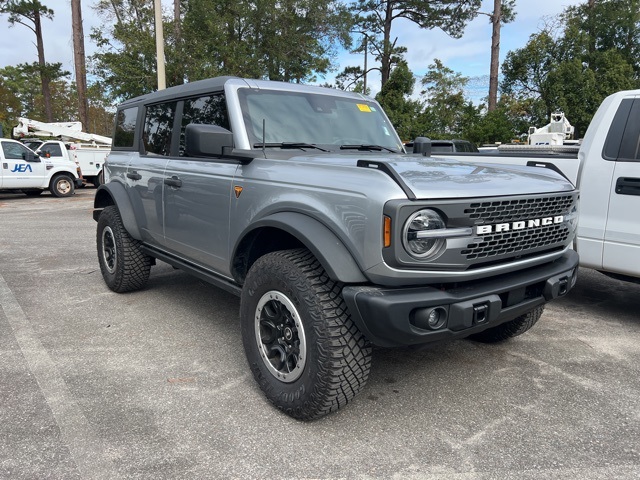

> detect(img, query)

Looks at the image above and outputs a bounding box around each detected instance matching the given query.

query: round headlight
[402,209,446,259]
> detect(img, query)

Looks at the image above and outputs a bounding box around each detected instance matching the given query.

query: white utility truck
[0,138,82,196]
[13,117,111,186]
[431,89,640,283]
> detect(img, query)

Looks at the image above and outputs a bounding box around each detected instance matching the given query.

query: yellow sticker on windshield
[357,104,372,112]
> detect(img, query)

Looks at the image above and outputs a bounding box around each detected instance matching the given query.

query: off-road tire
[97,206,151,293]
[240,248,372,421]
[22,189,43,197]
[470,305,545,343]
[49,174,75,197]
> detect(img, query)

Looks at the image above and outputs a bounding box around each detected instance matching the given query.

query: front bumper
[342,250,579,347]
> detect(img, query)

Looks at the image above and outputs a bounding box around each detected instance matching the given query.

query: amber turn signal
[383,216,392,248]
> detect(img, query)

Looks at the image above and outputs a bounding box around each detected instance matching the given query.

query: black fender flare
[236,212,367,284]
[93,182,143,240]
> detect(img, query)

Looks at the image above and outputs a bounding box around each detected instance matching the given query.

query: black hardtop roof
[117,76,240,108]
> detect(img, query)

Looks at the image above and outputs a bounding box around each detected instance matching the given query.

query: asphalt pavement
[1,188,639,480]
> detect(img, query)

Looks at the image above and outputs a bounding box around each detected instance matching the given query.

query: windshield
[237,88,403,151]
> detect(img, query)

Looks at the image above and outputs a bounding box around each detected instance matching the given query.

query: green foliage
[501,0,640,138]
[0,0,54,28]
[0,63,69,120]
[420,59,471,137]
[0,63,114,136]
[464,96,532,145]
[374,61,423,140]
[350,0,481,86]
[90,0,352,103]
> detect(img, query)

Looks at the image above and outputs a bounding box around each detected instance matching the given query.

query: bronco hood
[355,156,575,199]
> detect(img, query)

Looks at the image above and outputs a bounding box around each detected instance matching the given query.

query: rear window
[617,99,640,161]
[143,102,176,156]
[113,107,138,149]
[39,142,63,157]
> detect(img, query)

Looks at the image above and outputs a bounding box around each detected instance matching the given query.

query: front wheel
[96,206,151,293]
[470,306,545,343]
[49,174,75,197]
[240,248,372,420]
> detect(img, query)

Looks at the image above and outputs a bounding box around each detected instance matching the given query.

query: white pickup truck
[23,139,109,187]
[0,138,82,197]
[430,89,640,283]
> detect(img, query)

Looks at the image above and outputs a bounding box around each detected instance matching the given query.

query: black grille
[464,195,575,223]
[462,224,570,260]
[461,194,576,261]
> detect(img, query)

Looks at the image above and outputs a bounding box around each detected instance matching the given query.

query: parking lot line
[0,272,117,480]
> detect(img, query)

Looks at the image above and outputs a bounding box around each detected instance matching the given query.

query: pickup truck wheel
[470,305,545,343]
[92,171,104,187]
[96,206,151,293]
[49,174,75,197]
[240,248,372,420]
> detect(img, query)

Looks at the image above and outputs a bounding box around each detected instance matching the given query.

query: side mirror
[23,151,41,162]
[185,124,234,157]
[412,137,431,156]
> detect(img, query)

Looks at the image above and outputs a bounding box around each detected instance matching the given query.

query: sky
[0,0,584,102]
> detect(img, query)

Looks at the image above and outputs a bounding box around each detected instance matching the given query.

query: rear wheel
[92,171,104,187]
[240,248,372,420]
[97,206,151,292]
[470,306,545,343]
[49,174,74,197]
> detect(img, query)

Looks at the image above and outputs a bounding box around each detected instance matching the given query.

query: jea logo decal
[11,164,32,173]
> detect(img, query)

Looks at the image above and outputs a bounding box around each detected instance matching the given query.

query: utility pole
[154,0,166,90]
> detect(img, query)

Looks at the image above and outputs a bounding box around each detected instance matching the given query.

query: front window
[2,141,32,160]
[237,89,402,151]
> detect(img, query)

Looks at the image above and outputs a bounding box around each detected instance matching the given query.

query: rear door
[601,96,640,276]
[0,141,46,188]
[125,103,174,246]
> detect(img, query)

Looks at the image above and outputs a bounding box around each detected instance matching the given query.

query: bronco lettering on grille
[476,215,564,235]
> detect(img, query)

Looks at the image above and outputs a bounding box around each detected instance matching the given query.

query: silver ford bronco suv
[94,77,579,420]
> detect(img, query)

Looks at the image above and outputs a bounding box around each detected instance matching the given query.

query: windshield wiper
[339,144,398,153]
[253,142,329,152]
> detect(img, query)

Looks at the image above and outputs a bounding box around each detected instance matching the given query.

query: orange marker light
[234,186,243,198]
[383,216,392,248]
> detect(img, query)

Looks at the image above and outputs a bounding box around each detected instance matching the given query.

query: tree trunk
[34,8,53,121]
[380,2,393,87]
[173,0,183,85]
[488,0,501,112]
[72,0,89,130]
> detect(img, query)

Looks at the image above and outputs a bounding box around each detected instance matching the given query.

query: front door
[162,159,237,274]
[1,141,46,188]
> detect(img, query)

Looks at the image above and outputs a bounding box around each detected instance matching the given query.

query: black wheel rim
[254,290,307,383]
[101,226,117,274]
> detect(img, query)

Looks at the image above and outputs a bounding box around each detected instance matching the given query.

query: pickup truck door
[602,162,640,276]
[0,141,46,188]
[601,96,640,277]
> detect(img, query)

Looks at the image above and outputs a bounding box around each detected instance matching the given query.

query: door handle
[164,176,182,188]
[615,177,640,196]
[126,171,142,181]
